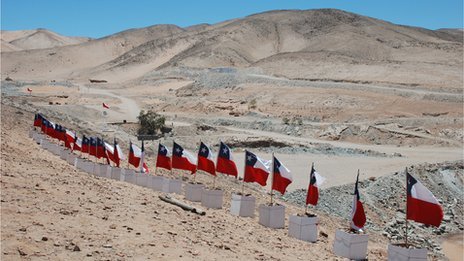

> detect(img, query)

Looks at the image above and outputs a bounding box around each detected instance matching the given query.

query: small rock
[41,236,48,241]
[17,249,27,256]
[73,245,81,252]
[102,244,112,249]
[19,227,27,232]
[53,242,61,247]
[109,224,116,229]
[319,231,328,238]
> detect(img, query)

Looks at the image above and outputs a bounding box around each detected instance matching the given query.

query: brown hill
[1,9,462,87]
[0,29,91,52]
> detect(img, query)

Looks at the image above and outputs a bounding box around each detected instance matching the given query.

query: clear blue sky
[1,0,463,38]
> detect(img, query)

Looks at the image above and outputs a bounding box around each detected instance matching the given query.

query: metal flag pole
[241,150,247,195]
[154,141,159,176]
[405,167,409,247]
[305,162,315,215]
[270,152,275,205]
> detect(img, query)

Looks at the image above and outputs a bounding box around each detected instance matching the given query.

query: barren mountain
[2,9,462,88]
[0,29,91,52]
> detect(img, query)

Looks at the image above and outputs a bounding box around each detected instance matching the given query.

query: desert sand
[1,8,462,260]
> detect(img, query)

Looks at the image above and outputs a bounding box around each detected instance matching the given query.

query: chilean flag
[34,113,44,127]
[272,156,292,195]
[44,120,56,138]
[172,142,197,174]
[73,136,82,152]
[81,135,90,154]
[216,141,238,177]
[350,173,366,231]
[139,141,149,173]
[197,142,216,176]
[306,164,325,206]
[96,138,108,159]
[128,142,148,172]
[65,129,76,149]
[407,171,443,227]
[244,150,270,186]
[104,141,120,167]
[156,143,172,170]
[54,125,66,142]
[89,137,97,157]
[102,102,109,109]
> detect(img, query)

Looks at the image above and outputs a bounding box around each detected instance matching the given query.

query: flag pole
[194,140,200,183]
[127,141,131,170]
[270,152,274,205]
[405,167,409,247]
[241,150,246,195]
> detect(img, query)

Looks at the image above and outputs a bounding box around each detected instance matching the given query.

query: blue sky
[1,0,463,38]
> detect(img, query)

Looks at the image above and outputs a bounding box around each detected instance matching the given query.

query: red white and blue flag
[272,156,292,195]
[407,171,443,227]
[350,173,366,231]
[244,150,270,186]
[104,140,120,167]
[129,141,149,173]
[73,136,82,152]
[156,143,172,170]
[197,142,216,176]
[216,141,238,177]
[89,137,97,157]
[172,142,197,174]
[33,113,44,127]
[306,164,325,206]
[81,135,90,154]
[65,129,76,149]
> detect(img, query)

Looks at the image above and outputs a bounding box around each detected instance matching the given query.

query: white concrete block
[84,161,97,175]
[201,189,224,209]
[123,169,136,184]
[258,204,285,229]
[66,153,78,166]
[150,176,165,191]
[162,178,182,194]
[111,168,122,181]
[49,144,61,156]
[288,215,318,242]
[60,149,70,161]
[29,129,34,138]
[388,244,427,261]
[230,194,255,217]
[105,166,113,178]
[41,139,50,150]
[135,172,150,187]
[333,230,369,260]
[184,183,205,202]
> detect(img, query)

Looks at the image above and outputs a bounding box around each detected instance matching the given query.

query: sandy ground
[1,104,391,260]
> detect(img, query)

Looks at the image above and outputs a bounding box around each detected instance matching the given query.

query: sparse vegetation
[137,110,166,136]
[248,99,257,110]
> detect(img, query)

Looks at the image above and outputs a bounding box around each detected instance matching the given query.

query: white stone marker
[185,183,205,202]
[333,230,369,260]
[258,204,285,229]
[288,215,319,242]
[387,244,427,261]
[230,194,255,217]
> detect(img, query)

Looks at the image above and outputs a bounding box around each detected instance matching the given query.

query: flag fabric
[172,142,197,174]
[54,124,66,142]
[216,141,238,177]
[102,103,109,109]
[96,138,107,159]
[40,118,48,133]
[81,135,90,154]
[156,143,172,170]
[244,150,270,186]
[27,88,32,93]
[306,164,325,206]
[104,141,117,165]
[407,172,443,227]
[139,141,149,173]
[33,113,44,127]
[128,141,140,168]
[128,142,148,172]
[272,156,292,195]
[73,136,82,151]
[89,137,97,157]
[197,142,216,176]
[45,120,56,138]
[350,173,366,231]
[65,129,76,149]
[115,139,125,161]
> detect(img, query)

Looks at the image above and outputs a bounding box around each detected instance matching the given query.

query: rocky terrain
[1,8,463,260]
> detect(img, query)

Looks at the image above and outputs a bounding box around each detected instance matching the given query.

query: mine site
[1,7,463,261]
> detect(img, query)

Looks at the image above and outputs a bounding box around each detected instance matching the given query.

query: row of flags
[33,113,443,231]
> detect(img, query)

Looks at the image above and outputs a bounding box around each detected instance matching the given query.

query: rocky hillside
[283,160,464,259]
[2,9,462,88]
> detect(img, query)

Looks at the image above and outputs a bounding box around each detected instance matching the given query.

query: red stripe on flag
[407,196,443,227]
